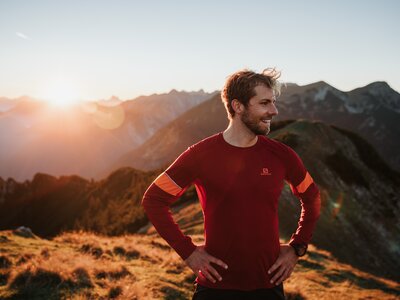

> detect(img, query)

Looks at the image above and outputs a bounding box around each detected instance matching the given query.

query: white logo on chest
[260,168,272,176]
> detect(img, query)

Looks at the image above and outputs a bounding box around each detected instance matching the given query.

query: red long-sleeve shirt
[141,132,320,290]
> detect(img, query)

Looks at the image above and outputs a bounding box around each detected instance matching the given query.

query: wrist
[289,242,308,257]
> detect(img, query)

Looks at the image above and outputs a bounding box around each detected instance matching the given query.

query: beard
[241,108,271,135]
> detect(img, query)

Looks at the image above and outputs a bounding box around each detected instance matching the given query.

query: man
[141,69,321,300]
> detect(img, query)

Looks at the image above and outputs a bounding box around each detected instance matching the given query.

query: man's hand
[184,245,228,283]
[268,244,298,285]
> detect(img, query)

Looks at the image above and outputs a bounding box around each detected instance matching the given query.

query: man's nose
[269,104,278,116]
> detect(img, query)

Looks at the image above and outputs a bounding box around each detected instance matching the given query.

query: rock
[0,235,10,243]
[13,226,35,238]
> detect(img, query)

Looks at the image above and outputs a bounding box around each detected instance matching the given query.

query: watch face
[291,243,307,257]
[297,246,307,256]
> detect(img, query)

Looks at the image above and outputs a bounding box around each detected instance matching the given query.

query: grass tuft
[0,271,10,286]
[72,267,93,288]
[0,256,12,269]
[113,246,126,256]
[9,266,63,289]
[95,265,132,281]
[108,285,123,298]
[80,243,103,258]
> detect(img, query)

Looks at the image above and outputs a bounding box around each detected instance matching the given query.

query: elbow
[141,183,156,210]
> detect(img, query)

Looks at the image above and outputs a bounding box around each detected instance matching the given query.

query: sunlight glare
[42,80,81,108]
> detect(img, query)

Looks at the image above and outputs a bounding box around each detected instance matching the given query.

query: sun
[42,80,81,108]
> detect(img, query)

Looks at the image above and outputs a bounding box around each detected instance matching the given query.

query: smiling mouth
[261,118,272,124]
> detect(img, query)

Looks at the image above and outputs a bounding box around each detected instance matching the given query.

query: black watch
[289,243,308,257]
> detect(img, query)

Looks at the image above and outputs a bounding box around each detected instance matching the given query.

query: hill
[0,168,159,237]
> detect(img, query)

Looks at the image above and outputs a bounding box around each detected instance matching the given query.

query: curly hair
[221,68,281,119]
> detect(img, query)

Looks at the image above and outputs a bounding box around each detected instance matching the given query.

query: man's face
[240,85,278,135]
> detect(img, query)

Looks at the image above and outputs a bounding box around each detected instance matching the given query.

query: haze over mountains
[0,90,215,181]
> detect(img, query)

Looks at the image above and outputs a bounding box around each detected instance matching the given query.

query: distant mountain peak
[301,80,333,90]
[365,81,390,89]
[364,81,396,96]
[97,95,122,107]
[108,95,121,101]
[314,80,330,86]
[169,89,179,95]
[283,82,299,87]
[167,89,215,96]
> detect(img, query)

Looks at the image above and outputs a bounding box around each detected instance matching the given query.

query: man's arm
[141,146,228,283]
[268,145,321,285]
[141,146,198,260]
[285,146,321,247]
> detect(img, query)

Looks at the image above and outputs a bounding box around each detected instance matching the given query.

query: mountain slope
[270,120,400,280]
[275,81,400,171]
[112,93,228,172]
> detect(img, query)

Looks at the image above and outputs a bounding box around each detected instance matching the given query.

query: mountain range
[0,90,215,181]
[114,81,400,176]
[275,81,400,171]
[1,81,399,181]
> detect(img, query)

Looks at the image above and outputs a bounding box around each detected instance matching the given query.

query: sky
[0,0,399,101]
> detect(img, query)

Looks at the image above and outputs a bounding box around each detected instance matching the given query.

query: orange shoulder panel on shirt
[296,172,313,194]
[154,172,182,196]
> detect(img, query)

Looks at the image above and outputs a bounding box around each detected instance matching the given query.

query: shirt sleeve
[141,145,199,260]
[283,145,321,246]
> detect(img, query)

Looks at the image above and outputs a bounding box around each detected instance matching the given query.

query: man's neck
[223,121,258,148]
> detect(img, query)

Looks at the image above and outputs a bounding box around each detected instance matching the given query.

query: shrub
[72,267,93,288]
[108,286,123,298]
[126,249,140,260]
[113,246,126,256]
[9,267,63,289]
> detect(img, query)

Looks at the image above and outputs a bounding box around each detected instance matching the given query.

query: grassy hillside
[0,219,399,299]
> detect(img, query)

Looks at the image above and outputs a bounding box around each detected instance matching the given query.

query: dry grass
[0,230,398,299]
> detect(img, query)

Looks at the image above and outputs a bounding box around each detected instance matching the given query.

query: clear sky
[0,0,399,100]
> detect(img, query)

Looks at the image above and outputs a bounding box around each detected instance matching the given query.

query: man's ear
[231,99,244,114]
